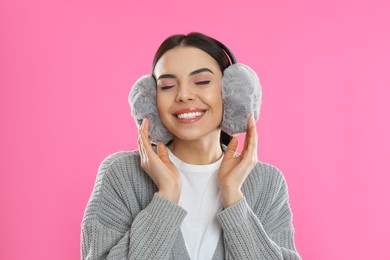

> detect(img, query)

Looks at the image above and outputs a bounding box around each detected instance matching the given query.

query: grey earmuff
[129,75,173,144]
[221,64,262,135]
[129,41,262,144]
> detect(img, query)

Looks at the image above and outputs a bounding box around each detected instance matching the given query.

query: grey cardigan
[81,149,301,259]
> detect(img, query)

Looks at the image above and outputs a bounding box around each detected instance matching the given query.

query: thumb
[225,137,239,159]
[157,143,171,164]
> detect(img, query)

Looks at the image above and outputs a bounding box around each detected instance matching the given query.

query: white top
[167,148,224,260]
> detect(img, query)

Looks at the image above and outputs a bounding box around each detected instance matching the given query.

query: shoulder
[90,149,143,197]
[98,150,141,170]
[243,161,289,207]
[83,149,149,224]
[96,149,157,195]
[95,150,144,178]
[250,160,287,186]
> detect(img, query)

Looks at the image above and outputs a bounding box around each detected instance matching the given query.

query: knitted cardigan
[81,149,301,259]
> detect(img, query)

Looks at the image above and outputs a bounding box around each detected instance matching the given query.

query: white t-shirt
[167,148,224,260]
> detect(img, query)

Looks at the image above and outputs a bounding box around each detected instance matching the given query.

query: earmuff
[129,39,262,145]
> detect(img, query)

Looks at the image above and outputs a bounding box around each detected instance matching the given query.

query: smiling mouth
[176,111,205,119]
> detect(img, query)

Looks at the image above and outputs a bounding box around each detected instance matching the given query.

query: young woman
[81,32,301,260]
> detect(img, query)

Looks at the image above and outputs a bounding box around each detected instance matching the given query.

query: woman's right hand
[138,118,181,204]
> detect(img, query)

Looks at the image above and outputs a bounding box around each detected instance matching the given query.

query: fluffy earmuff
[221,63,262,136]
[128,75,173,144]
[128,63,262,144]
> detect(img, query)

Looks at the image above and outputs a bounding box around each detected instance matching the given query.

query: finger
[225,137,239,159]
[243,120,258,161]
[243,114,257,157]
[242,114,254,152]
[138,135,148,156]
[157,143,171,164]
[245,129,258,158]
[140,118,145,130]
[142,117,150,136]
[137,135,143,154]
[138,135,147,164]
[139,126,155,156]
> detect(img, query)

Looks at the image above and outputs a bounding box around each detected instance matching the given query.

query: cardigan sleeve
[216,165,301,260]
[81,152,187,260]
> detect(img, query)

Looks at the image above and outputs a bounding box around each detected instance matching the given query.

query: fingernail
[248,113,253,121]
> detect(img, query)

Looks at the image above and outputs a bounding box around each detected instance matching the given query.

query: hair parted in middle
[152,32,231,74]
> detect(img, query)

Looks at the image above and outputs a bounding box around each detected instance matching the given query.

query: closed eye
[195,80,210,85]
[160,85,174,90]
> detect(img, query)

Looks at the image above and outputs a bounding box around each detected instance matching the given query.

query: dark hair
[152,32,232,146]
[152,32,231,73]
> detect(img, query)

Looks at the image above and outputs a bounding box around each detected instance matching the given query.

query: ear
[128,75,173,144]
[221,64,262,135]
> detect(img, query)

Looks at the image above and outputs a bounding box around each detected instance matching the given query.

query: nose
[175,84,195,103]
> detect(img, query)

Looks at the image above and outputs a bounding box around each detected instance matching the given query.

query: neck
[168,132,223,165]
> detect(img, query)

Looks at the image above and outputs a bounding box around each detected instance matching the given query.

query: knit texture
[81,149,301,260]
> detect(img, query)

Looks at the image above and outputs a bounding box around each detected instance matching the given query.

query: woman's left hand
[218,114,258,208]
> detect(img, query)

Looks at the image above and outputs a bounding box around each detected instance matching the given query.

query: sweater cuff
[145,193,187,226]
[217,197,249,230]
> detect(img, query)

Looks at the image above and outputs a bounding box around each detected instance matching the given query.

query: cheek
[156,92,174,121]
[156,97,169,128]
[204,88,223,111]
[212,78,223,107]
[156,92,169,111]
[156,92,165,115]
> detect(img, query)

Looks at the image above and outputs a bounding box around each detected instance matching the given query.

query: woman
[81,32,301,260]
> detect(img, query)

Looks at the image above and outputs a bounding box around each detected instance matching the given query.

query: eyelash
[195,80,210,85]
[160,81,210,90]
[160,85,174,90]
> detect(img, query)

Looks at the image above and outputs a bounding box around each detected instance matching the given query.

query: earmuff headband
[215,40,237,65]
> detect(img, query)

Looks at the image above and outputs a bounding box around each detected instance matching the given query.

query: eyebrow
[157,68,214,80]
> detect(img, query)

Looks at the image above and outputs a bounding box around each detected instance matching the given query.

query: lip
[173,108,206,115]
[173,108,207,124]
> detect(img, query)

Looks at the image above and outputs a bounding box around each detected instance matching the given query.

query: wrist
[158,184,181,204]
[220,187,244,208]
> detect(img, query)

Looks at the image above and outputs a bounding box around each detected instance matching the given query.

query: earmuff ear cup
[128,75,173,144]
[221,63,262,135]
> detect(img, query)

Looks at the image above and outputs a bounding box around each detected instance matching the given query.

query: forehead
[154,46,221,77]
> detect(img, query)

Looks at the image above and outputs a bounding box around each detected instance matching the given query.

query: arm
[81,153,187,260]
[217,115,300,259]
[217,167,301,259]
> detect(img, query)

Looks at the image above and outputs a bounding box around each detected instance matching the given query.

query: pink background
[1,0,389,259]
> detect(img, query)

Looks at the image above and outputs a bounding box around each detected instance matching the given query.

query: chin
[170,128,221,142]
[160,115,222,142]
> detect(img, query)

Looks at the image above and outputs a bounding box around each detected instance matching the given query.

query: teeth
[177,111,204,119]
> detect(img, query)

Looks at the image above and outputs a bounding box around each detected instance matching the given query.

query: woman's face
[154,46,223,142]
